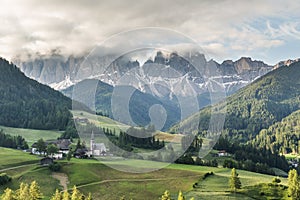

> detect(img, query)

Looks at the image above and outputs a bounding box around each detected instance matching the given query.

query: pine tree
[292,173,300,200]
[229,168,241,192]
[62,190,70,200]
[1,188,14,200]
[288,169,296,196]
[71,186,81,200]
[86,193,92,200]
[161,190,171,200]
[288,169,300,200]
[29,181,43,200]
[17,182,30,200]
[67,150,72,161]
[51,189,62,200]
[177,191,185,200]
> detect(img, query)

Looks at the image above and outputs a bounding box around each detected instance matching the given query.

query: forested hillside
[171,61,300,142]
[252,109,300,154]
[0,58,73,130]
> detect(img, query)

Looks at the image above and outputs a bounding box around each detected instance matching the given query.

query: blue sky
[0,0,300,65]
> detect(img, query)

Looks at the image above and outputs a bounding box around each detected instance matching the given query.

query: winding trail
[52,172,69,190]
[0,163,37,173]
[76,175,200,189]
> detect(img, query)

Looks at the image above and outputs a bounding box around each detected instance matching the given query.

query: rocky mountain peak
[274,58,300,69]
[14,51,275,97]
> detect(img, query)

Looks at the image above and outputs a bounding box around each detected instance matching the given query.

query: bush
[0,173,12,185]
[49,163,61,172]
[272,177,281,184]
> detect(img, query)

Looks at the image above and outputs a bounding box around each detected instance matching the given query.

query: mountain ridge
[170,60,300,142]
[15,52,273,96]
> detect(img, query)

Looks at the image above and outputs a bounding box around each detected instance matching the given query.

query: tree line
[0,129,28,150]
[214,135,289,175]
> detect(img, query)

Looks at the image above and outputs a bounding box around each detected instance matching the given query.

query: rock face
[15,52,273,97]
[274,58,300,69]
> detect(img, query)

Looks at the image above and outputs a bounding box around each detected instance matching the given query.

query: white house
[31,139,71,159]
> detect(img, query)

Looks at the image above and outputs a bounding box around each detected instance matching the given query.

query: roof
[93,143,106,150]
[40,157,54,165]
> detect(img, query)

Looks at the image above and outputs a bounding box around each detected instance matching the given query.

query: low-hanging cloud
[0,0,300,63]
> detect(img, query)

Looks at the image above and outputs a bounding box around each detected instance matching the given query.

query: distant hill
[171,61,300,142]
[0,58,73,130]
[62,79,181,131]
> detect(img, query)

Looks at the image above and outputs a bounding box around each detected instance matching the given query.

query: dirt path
[0,163,37,173]
[52,172,69,190]
[76,175,200,189]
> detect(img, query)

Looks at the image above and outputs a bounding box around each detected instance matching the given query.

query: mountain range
[15,52,273,96]
[14,51,278,130]
[1,52,299,152]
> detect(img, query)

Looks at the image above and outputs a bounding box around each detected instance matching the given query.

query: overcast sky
[1,0,300,64]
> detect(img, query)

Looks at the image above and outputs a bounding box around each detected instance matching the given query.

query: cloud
[0,0,299,62]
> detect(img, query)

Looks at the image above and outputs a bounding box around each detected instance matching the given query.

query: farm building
[40,157,54,165]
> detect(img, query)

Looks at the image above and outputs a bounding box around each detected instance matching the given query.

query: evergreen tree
[71,186,81,200]
[161,190,171,200]
[177,191,185,200]
[62,190,70,200]
[229,168,241,192]
[67,150,72,161]
[1,188,14,200]
[86,193,92,200]
[29,181,43,200]
[51,189,62,200]
[17,183,29,200]
[288,169,300,200]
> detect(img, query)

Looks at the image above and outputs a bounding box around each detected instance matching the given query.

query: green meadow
[0,125,61,146]
[0,147,291,199]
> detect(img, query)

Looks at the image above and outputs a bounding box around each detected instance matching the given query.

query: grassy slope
[0,147,39,169]
[60,160,202,200]
[0,125,61,146]
[0,147,60,200]
[0,148,290,200]
[72,110,183,143]
[59,159,288,200]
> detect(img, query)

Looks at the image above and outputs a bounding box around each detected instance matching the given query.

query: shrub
[49,163,61,172]
[272,177,281,184]
[0,173,12,185]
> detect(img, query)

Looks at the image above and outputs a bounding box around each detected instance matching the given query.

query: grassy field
[0,147,291,200]
[72,110,129,132]
[60,160,202,199]
[0,147,39,170]
[0,125,62,146]
[0,147,60,200]
[72,110,183,143]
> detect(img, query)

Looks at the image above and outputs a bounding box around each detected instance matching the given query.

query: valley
[0,54,300,200]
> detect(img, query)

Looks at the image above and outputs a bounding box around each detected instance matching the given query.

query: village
[30,131,108,164]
